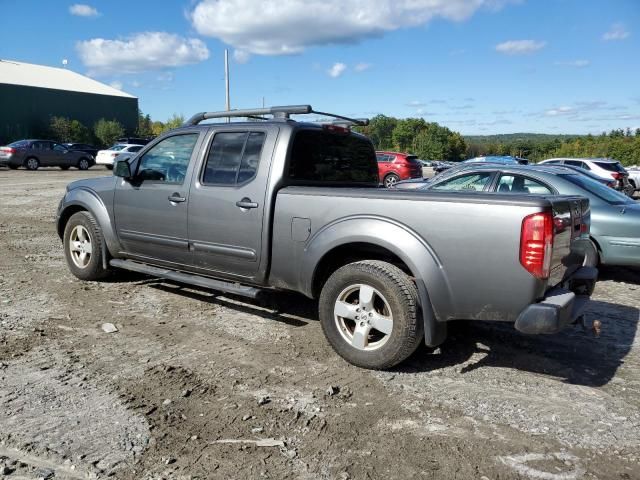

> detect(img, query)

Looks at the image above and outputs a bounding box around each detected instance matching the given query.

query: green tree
[164,113,185,131]
[69,120,92,143]
[136,110,154,138]
[49,116,72,142]
[94,119,124,147]
[392,118,427,152]
[363,115,397,150]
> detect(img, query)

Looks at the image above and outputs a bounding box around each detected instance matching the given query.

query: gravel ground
[0,168,639,480]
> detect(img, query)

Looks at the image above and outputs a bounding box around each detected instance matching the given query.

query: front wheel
[77,158,91,170]
[383,174,400,188]
[319,260,423,369]
[63,211,111,281]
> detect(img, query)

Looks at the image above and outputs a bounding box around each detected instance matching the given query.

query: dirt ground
[0,168,639,480]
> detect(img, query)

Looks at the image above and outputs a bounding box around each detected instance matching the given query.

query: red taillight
[520,212,554,279]
[611,172,621,180]
[1,147,16,154]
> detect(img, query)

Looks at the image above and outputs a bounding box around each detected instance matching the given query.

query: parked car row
[0,137,151,171]
[394,163,640,268]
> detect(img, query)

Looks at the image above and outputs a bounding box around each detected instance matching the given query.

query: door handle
[236,198,259,209]
[168,193,186,203]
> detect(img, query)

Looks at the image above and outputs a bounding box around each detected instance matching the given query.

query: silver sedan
[396,164,640,267]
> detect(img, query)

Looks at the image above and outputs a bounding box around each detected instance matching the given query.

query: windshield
[288,130,378,185]
[563,174,633,205]
[108,145,126,151]
[595,161,625,173]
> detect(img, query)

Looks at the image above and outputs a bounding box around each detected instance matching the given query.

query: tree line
[360,115,640,166]
[46,110,185,148]
[46,109,640,167]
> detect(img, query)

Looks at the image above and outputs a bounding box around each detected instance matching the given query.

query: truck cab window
[202,131,265,185]
[137,134,199,184]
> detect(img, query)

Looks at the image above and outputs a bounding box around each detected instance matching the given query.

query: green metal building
[0,59,138,143]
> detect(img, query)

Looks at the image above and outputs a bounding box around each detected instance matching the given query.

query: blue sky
[1,0,639,135]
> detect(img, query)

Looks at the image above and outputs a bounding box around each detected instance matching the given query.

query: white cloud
[603,23,630,41]
[233,49,251,64]
[189,0,516,55]
[495,39,546,55]
[109,80,123,90]
[555,59,590,68]
[76,32,210,75]
[69,4,99,17]
[328,62,347,78]
[406,100,426,107]
[354,62,372,72]
[545,106,574,116]
[130,80,142,88]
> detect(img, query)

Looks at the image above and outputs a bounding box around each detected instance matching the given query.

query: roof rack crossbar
[184,105,368,127]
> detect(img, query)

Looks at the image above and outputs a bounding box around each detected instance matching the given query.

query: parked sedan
[0,139,94,170]
[401,164,640,267]
[65,143,99,159]
[539,158,632,195]
[95,144,144,169]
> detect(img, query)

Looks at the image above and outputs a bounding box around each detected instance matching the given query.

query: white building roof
[0,59,136,99]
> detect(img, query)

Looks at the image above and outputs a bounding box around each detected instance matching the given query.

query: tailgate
[548,195,590,285]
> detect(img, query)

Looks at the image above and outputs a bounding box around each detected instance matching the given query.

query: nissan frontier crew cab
[56,105,598,369]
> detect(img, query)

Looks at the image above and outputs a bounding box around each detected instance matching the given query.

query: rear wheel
[25,157,39,170]
[63,211,111,281]
[383,173,400,188]
[319,260,423,369]
[77,158,91,170]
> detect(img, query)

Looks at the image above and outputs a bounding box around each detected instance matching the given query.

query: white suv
[539,158,632,194]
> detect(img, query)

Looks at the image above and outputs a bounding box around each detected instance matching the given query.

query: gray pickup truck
[56,105,597,369]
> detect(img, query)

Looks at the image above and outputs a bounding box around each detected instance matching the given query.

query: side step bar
[109,259,263,299]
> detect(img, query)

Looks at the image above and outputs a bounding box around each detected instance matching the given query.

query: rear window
[109,145,126,151]
[404,155,421,165]
[8,140,28,148]
[563,174,632,205]
[595,161,625,173]
[288,130,378,185]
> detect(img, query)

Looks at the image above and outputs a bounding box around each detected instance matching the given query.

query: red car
[376,151,423,187]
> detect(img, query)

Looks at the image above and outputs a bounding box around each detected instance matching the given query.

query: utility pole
[224,49,231,123]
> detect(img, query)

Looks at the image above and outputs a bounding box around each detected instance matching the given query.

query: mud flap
[416,279,447,347]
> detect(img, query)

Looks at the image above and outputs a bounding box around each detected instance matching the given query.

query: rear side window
[202,131,265,185]
[405,155,421,165]
[497,175,553,194]
[431,172,493,192]
[565,160,589,170]
[595,161,625,173]
[289,130,378,185]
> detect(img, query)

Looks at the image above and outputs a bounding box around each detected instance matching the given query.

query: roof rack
[184,105,369,127]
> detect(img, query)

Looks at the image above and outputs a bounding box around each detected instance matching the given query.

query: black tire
[60,166,70,170]
[77,158,91,170]
[383,173,400,188]
[63,211,111,281]
[106,165,113,170]
[318,260,424,369]
[24,157,39,170]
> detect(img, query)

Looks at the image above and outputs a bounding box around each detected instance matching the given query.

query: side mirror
[114,160,132,179]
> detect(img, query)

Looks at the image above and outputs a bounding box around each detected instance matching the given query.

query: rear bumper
[515,266,598,335]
